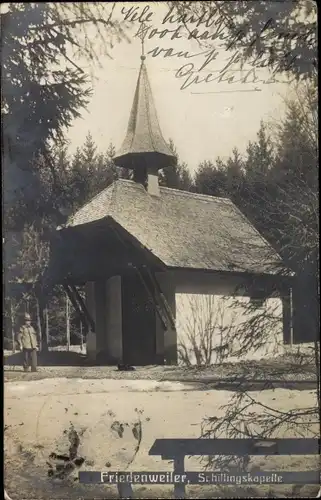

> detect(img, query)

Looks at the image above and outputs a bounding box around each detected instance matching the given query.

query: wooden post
[34,281,48,352]
[80,320,83,352]
[45,307,49,346]
[36,299,41,351]
[173,456,185,499]
[282,288,293,345]
[117,483,133,499]
[36,298,48,352]
[66,293,70,351]
[10,299,16,354]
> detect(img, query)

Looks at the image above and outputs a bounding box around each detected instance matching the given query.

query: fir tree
[81,133,97,167]
[2,2,127,230]
[160,139,192,191]
[194,158,228,197]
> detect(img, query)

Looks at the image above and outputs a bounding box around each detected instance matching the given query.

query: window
[249,289,267,308]
[250,297,265,308]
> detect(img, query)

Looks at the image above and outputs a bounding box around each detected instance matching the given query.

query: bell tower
[113,31,176,196]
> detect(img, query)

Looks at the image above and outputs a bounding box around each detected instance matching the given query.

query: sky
[65,2,294,173]
[1,2,294,174]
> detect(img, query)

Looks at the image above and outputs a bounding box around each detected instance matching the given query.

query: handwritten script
[121,5,303,92]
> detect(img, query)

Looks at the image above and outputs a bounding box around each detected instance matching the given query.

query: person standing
[17,313,39,372]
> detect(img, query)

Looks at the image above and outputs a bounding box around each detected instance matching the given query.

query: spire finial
[138,22,146,61]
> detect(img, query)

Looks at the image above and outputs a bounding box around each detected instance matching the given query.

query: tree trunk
[37,296,48,352]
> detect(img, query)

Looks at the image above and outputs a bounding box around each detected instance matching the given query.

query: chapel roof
[65,179,284,276]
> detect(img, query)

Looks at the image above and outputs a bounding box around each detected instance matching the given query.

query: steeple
[114,35,176,195]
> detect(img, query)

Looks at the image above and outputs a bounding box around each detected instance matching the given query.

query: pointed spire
[114,45,176,171]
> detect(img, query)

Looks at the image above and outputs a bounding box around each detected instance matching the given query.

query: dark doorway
[122,273,157,365]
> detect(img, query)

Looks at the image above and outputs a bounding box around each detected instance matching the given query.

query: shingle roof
[113,57,176,170]
[65,179,284,275]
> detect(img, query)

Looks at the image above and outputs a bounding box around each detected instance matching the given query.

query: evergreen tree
[269,84,318,265]
[245,122,274,179]
[67,138,120,211]
[273,94,318,189]
[2,2,127,231]
[160,139,193,190]
[68,147,89,211]
[71,147,83,172]
[92,151,116,194]
[225,148,245,203]
[194,158,228,197]
[107,142,131,181]
[239,122,275,234]
[2,2,128,348]
[81,133,97,167]
[243,83,318,341]
[2,4,90,230]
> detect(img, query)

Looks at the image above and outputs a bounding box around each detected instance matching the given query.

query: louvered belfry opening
[113,54,176,196]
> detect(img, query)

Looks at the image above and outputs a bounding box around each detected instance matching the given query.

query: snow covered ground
[4,377,319,498]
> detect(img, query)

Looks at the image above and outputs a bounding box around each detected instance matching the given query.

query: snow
[4,377,319,499]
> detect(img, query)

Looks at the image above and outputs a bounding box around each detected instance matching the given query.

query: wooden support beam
[10,299,16,354]
[80,320,84,351]
[173,456,185,499]
[69,283,95,332]
[63,283,91,333]
[66,293,70,351]
[133,265,168,330]
[143,266,176,330]
[45,307,49,346]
